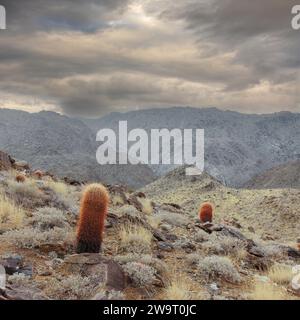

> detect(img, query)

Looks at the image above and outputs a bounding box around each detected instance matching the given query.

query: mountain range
[0,107,299,188]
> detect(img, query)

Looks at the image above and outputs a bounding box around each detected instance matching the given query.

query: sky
[0,0,299,117]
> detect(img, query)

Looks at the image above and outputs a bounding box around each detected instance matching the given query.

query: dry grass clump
[44,180,69,197]
[42,180,80,211]
[2,226,74,249]
[163,278,194,300]
[7,178,41,201]
[138,198,154,215]
[250,281,287,300]
[119,224,152,254]
[147,215,162,229]
[111,194,127,206]
[157,211,189,227]
[268,264,294,285]
[30,207,69,231]
[0,192,25,231]
[123,262,157,287]
[198,256,242,284]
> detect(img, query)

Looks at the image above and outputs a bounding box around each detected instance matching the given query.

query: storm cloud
[0,0,299,116]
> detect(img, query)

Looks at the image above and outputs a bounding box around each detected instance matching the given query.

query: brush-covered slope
[141,166,300,242]
[244,161,300,189]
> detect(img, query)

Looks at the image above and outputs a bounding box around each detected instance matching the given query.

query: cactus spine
[199,202,213,223]
[76,183,110,253]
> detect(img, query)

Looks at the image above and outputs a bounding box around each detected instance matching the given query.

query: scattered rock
[209,283,219,292]
[128,194,143,212]
[165,234,178,241]
[0,254,32,277]
[160,224,172,232]
[157,242,173,252]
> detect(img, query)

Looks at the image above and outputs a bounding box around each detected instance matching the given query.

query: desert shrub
[0,192,25,231]
[30,207,69,231]
[157,211,189,227]
[41,180,80,210]
[119,225,152,254]
[123,262,157,287]
[268,264,294,285]
[2,226,74,248]
[186,253,202,266]
[118,205,141,218]
[7,179,41,201]
[115,254,167,276]
[198,256,242,284]
[194,229,210,243]
[8,273,31,286]
[48,275,100,300]
[202,234,246,258]
[259,244,285,259]
[201,241,224,255]
[250,281,287,300]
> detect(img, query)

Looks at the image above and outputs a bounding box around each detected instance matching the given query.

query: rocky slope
[0,153,300,300]
[244,161,300,189]
[0,109,156,189]
[1,107,299,188]
[83,107,300,187]
[141,166,300,243]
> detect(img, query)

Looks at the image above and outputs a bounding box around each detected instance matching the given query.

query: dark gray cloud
[0,0,298,116]
[156,0,300,89]
[1,0,130,32]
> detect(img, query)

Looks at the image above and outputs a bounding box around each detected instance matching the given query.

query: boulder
[63,254,127,291]
[0,151,13,171]
[0,254,33,277]
[13,160,29,170]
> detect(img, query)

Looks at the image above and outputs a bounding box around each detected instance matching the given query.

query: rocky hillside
[0,152,300,300]
[141,166,300,243]
[0,109,156,189]
[84,107,300,187]
[1,107,299,188]
[244,161,300,189]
